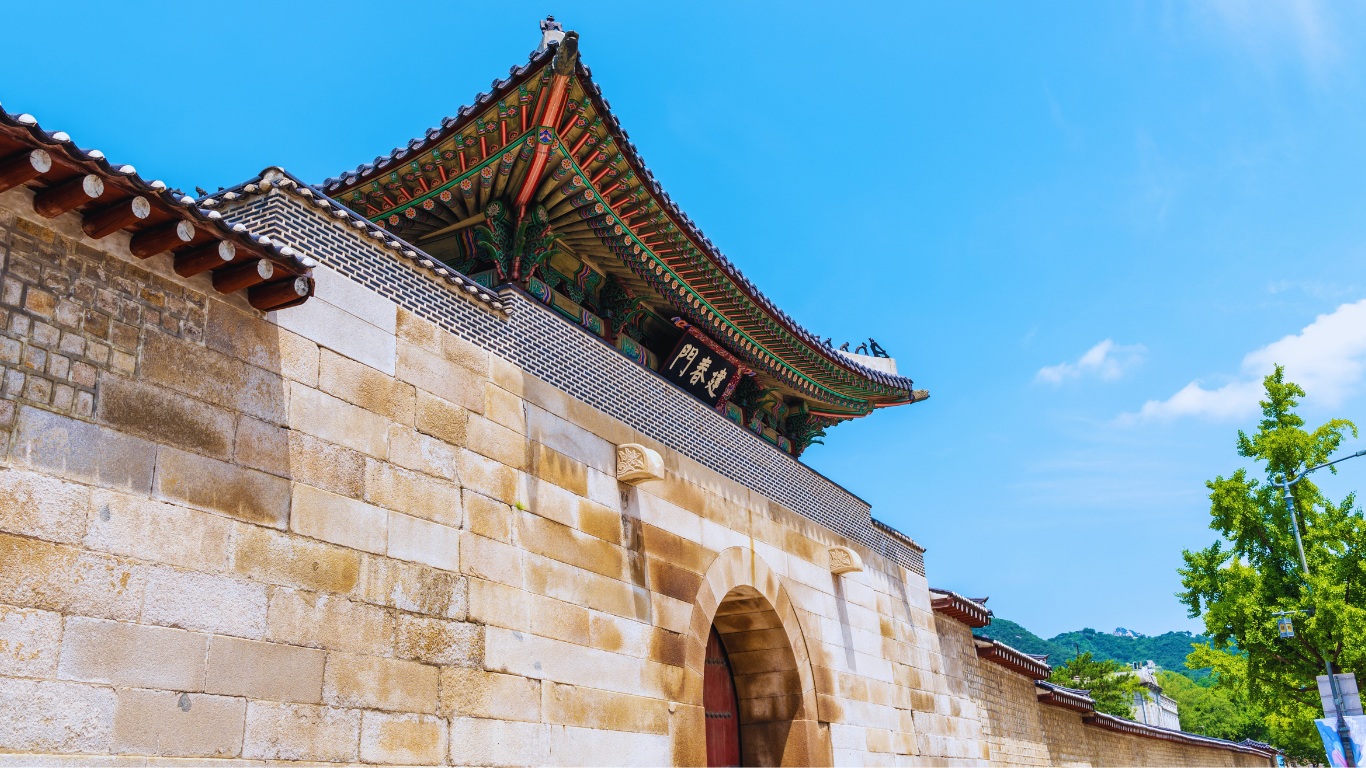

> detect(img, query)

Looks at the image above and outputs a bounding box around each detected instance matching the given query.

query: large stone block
[542,682,670,735]
[288,382,390,458]
[465,413,528,470]
[415,389,468,446]
[319,347,416,425]
[518,510,627,582]
[323,651,439,713]
[153,446,290,529]
[140,330,286,424]
[466,577,529,631]
[357,555,467,620]
[394,615,483,667]
[397,340,485,414]
[365,460,462,527]
[290,483,387,554]
[458,449,524,507]
[484,626,643,698]
[85,489,232,572]
[96,375,236,461]
[462,489,513,543]
[388,512,460,572]
[242,701,360,762]
[0,677,114,754]
[0,533,145,622]
[232,414,288,476]
[530,442,589,497]
[0,466,91,545]
[231,522,360,594]
[112,689,245,758]
[360,711,446,766]
[9,406,156,493]
[267,588,394,655]
[529,592,590,646]
[58,616,207,690]
[459,532,523,588]
[447,716,549,767]
[438,668,541,722]
[270,273,396,376]
[0,605,61,678]
[525,403,616,475]
[205,634,326,704]
[141,566,268,639]
[484,384,526,434]
[388,424,459,481]
[284,429,367,496]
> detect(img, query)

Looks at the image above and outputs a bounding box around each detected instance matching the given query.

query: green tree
[1156,667,1269,743]
[1047,652,1146,717]
[1178,367,1364,763]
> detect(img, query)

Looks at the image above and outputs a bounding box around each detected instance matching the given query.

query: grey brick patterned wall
[222,191,925,576]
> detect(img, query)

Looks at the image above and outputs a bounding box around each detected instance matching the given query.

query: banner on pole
[1317,716,1366,767]
[1319,674,1363,720]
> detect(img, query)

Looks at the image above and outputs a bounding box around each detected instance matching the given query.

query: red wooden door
[704,628,742,767]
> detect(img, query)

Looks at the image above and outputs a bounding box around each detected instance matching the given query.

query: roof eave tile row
[1083,712,1280,758]
[972,635,1051,680]
[200,168,508,313]
[319,42,923,401]
[0,107,316,284]
[929,589,992,629]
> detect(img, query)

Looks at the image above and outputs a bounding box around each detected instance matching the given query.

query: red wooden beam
[174,241,236,277]
[212,259,274,294]
[0,149,52,193]
[33,174,103,218]
[82,197,150,239]
[129,220,196,258]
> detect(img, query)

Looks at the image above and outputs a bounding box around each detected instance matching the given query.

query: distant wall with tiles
[0,184,1274,767]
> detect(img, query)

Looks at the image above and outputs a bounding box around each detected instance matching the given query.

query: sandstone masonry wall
[0,186,1274,767]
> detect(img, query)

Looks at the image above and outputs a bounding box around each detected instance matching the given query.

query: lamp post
[1271,448,1366,767]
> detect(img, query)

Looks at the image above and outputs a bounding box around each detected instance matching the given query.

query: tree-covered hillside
[976,620,1210,677]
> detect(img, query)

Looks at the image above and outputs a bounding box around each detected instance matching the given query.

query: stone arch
[682,546,827,767]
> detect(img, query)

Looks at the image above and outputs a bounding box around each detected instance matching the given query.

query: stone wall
[0,186,1274,766]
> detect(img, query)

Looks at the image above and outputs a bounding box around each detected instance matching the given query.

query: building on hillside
[0,16,1278,767]
[1130,660,1182,731]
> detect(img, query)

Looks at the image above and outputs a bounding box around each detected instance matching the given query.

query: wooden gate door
[704,627,742,767]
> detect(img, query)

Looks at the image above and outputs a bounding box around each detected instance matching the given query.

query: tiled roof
[0,106,315,311]
[929,589,992,628]
[972,635,1051,680]
[200,168,507,314]
[320,37,925,407]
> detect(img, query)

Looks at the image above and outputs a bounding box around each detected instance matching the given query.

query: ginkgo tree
[1179,367,1366,762]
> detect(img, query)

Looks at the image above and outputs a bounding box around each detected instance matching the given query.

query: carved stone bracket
[829,546,864,575]
[616,443,664,485]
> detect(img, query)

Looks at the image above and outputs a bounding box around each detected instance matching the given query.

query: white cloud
[1037,340,1147,385]
[1203,0,1340,79]
[1127,298,1366,422]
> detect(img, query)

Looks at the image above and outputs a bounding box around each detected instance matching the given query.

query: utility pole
[1271,448,1366,767]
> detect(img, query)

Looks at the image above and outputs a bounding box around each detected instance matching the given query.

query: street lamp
[1271,448,1366,767]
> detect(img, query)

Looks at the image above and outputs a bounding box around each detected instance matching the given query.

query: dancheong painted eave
[320,18,928,428]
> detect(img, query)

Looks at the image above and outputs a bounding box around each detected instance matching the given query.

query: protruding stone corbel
[616,443,664,485]
[829,546,864,575]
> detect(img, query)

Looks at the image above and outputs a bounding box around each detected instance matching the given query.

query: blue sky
[5,2,1364,638]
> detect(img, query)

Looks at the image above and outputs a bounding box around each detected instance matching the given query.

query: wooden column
[83,197,151,239]
[174,241,236,277]
[0,149,52,193]
[129,220,196,258]
[33,175,104,217]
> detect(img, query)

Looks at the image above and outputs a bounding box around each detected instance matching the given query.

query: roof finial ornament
[538,15,566,52]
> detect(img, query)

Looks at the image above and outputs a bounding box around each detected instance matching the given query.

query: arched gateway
[685,547,825,767]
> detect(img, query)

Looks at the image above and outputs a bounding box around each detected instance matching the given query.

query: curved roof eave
[322,39,925,406]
